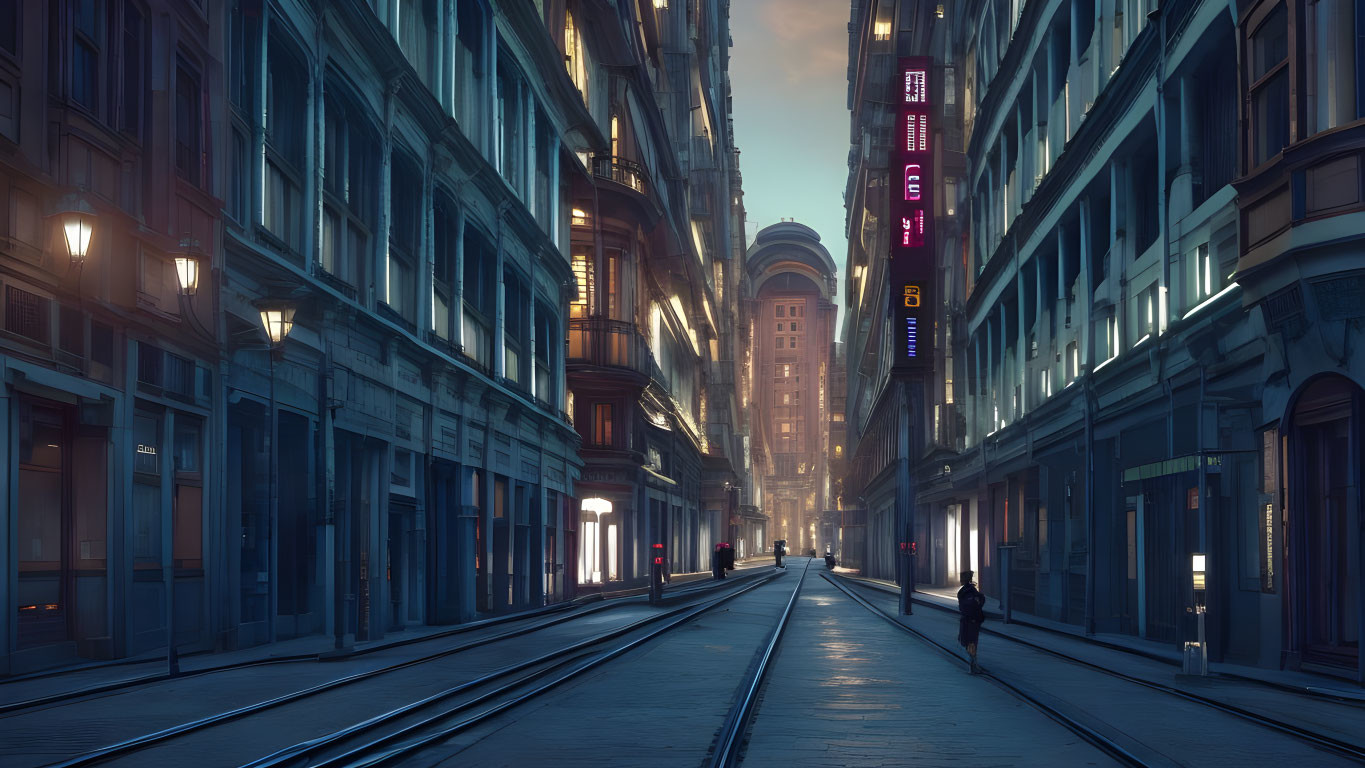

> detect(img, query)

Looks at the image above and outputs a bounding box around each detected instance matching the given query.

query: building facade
[1,0,604,674]
[563,0,750,589]
[1233,0,1364,682]
[745,222,838,555]
[845,0,1361,684]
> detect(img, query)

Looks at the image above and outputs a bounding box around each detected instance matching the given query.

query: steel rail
[293,569,794,768]
[840,576,1365,763]
[822,573,1152,768]
[38,571,779,768]
[6,566,771,719]
[708,559,811,768]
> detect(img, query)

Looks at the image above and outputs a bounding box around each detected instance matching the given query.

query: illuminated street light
[258,305,296,346]
[51,193,96,266]
[175,238,201,296]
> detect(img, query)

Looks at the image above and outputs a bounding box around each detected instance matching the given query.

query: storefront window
[133,412,162,571]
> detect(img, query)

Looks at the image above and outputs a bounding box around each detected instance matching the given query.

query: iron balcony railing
[567,318,667,385]
[592,154,648,197]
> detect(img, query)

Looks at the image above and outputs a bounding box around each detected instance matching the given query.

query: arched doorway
[1287,375,1363,674]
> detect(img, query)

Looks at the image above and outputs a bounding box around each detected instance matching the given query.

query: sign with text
[890,57,935,370]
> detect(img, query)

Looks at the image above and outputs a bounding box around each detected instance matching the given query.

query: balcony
[567,318,666,385]
[592,154,648,197]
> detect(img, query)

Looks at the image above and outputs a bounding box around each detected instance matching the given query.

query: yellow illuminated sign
[903,285,921,308]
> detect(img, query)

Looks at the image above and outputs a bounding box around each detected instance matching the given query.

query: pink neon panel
[904,70,928,104]
[901,210,926,248]
[904,164,922,201]
[905,113,929,152]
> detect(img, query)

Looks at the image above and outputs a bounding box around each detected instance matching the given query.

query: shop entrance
[1290,376,1361,670]
[16,398,108,660]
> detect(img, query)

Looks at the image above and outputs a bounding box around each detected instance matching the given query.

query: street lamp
[258,305,295,347]
[174,238,201,296]
[51,193,96,268]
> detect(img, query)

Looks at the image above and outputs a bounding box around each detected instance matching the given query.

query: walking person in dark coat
[957,570,986,674]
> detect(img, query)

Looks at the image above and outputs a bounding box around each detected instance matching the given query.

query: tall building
[745,222,838,555]
[0,0,630,674]
[845,0,1361,682]
[1232,0,1365,681]
[564,0,750,588]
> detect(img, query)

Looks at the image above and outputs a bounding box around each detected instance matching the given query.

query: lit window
[654,0,668,7]
[783,393,791,405]
[874,20,892,40]
[781,422,791,433]
[594,403,614,446]
[571,207,588,226]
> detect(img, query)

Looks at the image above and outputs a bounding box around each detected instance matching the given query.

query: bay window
[1305,0,1360,135]
[1248,4,1289,167]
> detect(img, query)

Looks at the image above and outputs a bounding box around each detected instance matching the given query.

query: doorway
[1290,376,1361,670]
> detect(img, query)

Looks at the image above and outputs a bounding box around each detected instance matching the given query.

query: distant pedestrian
[713,543,728,580]
[957,570,986,674]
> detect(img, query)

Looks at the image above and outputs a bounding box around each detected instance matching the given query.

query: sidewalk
[845,575,1365,702]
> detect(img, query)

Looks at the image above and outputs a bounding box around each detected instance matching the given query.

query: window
[0,1,16,55]
[790,321,798,332]
[571,247,594,318]
[1306,0,1359,134]
[874,20,892,40]
[1185,242,1228,310]
[783,393,790,405]
[120,4,144,136]
[5,286,51,344]
[504,270,528,385]
[456,0,489,145]
[776,322,784,331]
[789,336,797,348]
[175,58,204,186]
[791,305,800,316]
[387,153,421,322]
[564,9,589,105]
[399,0,436,85]
[462,229,496,368]
[265,41,308,254]
[1249,5,1290,167]
[71,0,101,110]
[322,90,377,291]
[775,305,785,317]
[776,336,784,349]
[433,194,457,339]
[593,403,614,446]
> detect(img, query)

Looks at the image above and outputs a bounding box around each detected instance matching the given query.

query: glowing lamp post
[174,238,201,296]
[258,305,296,347]
[51,193,96,268]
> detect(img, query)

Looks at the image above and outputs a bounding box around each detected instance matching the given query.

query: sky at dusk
[730,0,850,332]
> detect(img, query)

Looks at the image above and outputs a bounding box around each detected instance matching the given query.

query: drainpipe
[1084,370,1096,636]
[1153,4,1170,340]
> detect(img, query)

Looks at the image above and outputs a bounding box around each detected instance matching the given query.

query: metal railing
[592,154,648,197]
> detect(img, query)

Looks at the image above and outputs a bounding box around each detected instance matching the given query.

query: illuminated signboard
[889,57,935,369]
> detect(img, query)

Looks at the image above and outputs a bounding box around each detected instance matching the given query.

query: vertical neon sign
[890,57,935,368]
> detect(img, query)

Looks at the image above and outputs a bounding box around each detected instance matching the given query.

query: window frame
[1244,2,1292,171]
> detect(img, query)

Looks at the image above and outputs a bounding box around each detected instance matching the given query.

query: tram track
[823,574,1150,767]
[232,567,796,768]
[1,566,767,719]
[12,569,776,768]
[707,560,810,768]
[830,575,1365,766]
